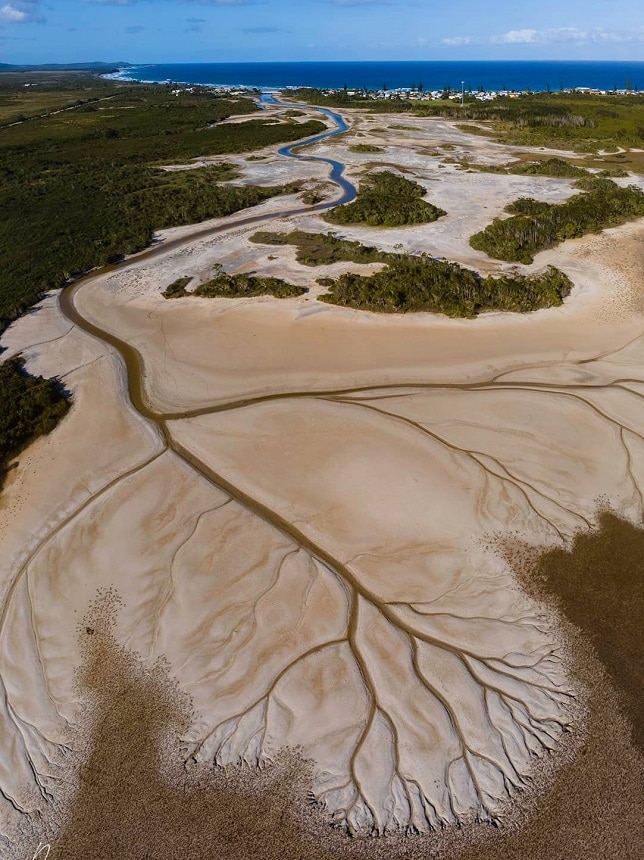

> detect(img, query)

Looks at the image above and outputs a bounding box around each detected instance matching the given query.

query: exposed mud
[508,511,644,752]
[11,575,641,860]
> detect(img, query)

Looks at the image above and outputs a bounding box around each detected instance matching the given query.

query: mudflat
[0,99,643,856]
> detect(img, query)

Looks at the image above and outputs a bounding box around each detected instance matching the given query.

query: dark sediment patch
[507,510,644,752]
[46,593,332,860]
[20,563,643,860]
[449,625,644,860]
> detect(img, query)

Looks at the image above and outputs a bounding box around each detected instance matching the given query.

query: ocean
[113,61,644,93]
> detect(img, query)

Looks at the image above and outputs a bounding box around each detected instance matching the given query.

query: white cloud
[0,4,26,20]
[442,35,474,46]
[0,2,44,22]
[491,29,539,44]
[490,27,644,45]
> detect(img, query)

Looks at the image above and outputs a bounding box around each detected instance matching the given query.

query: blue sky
[1,0,643,65]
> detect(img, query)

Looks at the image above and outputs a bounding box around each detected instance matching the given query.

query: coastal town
[170,81,644,103]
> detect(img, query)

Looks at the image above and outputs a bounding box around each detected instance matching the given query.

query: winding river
[53,98,376,622]
[58,96,355,418]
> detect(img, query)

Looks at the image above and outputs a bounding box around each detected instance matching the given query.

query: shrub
[323,171,446,227]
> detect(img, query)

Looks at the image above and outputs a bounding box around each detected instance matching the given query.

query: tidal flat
[0,88,642,857]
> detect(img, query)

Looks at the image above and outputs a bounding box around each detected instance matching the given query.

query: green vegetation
[180,162,239,180]
[194,276,305,299]
[0,357,70,488]
[162,277,193,298]
[320,259,571,316]
[415,93,644,153]
[0,74,116,125]
[250,230,387,266]
[163,265,306,300]
[287,90,644,155]
[462,157,631,178]
[598,167,630,178]
[510,157,588,178]
[285,88,413,113]
[119,165,295,231]
[455,123,496,137]
[301,190,325,205]
[324,171,446,227]
[471,177,644,263]
[251,230,572,317]
[0,81,325,336]
[348,143,384,153]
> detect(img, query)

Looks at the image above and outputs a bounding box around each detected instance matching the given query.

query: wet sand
[0,102,643,853]
[27,580,643,860]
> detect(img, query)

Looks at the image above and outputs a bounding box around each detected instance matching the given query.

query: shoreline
[103,60,644,97]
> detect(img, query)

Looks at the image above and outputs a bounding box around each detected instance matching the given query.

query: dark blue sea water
[114,61,644,93]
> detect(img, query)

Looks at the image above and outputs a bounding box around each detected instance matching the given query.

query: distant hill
[0,62,131,72]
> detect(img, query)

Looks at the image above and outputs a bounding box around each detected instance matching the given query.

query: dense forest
[324,170,445,226]
[0,357,70,488]
[0,82,324,336]
[250,231,572,317]
[470,177,644,263]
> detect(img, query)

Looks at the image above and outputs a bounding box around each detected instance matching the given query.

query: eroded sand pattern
[0,99,643,851]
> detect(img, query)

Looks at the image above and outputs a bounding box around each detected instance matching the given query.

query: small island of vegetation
[250,231,572,317]
[163,266,306,300]
[320,258,571,316]
[324,170,446,227]
[250,230,387,266]
[348,143,384,153]
[461,156,628,179]
[471,176,644,263]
